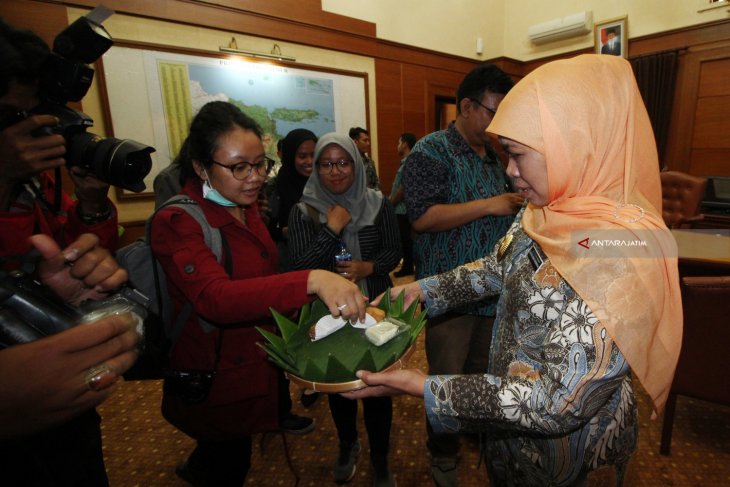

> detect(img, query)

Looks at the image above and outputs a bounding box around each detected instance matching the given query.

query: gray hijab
[299,132,383,260]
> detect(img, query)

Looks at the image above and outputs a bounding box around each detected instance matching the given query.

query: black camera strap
[23,170,63,216]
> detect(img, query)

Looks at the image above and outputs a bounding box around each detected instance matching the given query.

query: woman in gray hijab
[288,133,401,487]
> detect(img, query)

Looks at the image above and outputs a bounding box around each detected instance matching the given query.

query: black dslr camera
[0,269,148,349]
[29,6,154,193]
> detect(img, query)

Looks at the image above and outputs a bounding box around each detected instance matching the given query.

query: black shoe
[431,457,458,487]
[333,440,361,483]
[175,460,206,487]
[372,456,396,487]
[393,268,413,277]
[279,413,315,435]
[300,389,320,408]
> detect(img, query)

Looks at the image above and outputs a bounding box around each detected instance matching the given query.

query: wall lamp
[219,37,296,62]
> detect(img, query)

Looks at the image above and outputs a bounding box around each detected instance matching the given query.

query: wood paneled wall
[520,20,730,177]
[631,20,730,176]
[374,57,475,192]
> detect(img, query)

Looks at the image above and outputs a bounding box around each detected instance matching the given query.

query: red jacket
[0,172,118,270]
[151,179,312,438]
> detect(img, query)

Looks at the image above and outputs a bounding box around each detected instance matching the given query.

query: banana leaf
[259,289,427,384]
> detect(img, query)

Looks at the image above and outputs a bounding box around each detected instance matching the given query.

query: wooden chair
[660,171,708,229]
[660,275,730,455]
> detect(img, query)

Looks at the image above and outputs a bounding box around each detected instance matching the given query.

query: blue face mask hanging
[202,170,237,207]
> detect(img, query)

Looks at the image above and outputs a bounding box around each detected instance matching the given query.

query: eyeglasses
[209,156,274,180]
[317,159,354,174]
[470,98,497,116]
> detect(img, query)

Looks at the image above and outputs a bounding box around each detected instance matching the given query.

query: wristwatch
[77,203,112,225]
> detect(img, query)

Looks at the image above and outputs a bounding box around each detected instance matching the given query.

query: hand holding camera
[0,5,154,199]
[0,309,141,439]
[32,233,127,306]
[0,114,66,186]
[0,234,144,345]
[0,232,143,439]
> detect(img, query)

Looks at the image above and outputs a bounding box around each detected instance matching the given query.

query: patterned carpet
[99,273,730,486]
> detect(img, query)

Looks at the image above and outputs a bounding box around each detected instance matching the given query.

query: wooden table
[672,229,730,276]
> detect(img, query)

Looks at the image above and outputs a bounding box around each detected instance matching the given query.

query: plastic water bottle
[334,242,352,276]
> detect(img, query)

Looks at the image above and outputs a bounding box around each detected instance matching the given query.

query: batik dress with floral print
[421,210,638,486]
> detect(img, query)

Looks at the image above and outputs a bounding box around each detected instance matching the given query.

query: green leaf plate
[256,289,427,392]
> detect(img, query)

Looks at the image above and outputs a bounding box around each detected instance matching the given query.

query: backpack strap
[148,195,226,350]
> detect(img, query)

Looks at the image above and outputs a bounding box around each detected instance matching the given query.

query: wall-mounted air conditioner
[528,11,593,44]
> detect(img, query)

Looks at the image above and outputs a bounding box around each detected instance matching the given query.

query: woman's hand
[0,312,141,439]
[342,368,427,399]
[371,280,424,309]
[31,233,128,306]
[326,204,351,234]
[306,269,368,323]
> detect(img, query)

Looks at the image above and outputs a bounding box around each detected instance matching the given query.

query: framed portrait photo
[594,16,628,58]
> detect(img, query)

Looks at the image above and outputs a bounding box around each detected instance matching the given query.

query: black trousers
[396,213,413,271]
[0,410,108,487]
[328,393,393,462]
[188,437,253,487]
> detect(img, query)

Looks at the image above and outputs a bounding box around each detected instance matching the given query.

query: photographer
[0,17,118,268]
[0,17,134,486]
[0,233,141,485]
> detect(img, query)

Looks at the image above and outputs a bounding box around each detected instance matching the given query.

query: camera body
[30,7,154,192]
[0,269,147,349]
[29,102,155,193]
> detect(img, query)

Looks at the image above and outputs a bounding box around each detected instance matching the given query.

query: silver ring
[337,304,348,311]
[84,364,117,392]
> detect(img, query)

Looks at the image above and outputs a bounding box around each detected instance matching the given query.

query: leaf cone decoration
[256,289,427,384]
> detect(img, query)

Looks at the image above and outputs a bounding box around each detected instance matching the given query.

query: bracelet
[78,204,112,225]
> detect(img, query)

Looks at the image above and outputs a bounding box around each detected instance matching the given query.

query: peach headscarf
[488,54,682,417]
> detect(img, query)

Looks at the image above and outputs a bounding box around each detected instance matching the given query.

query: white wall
[323,0,730,61]
[321,0,506,60]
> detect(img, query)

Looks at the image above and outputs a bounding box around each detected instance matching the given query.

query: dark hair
[0,18,50,98]
[456,64,514,114]
[348,126,369,140]
[400,132,417,150]
[174,101,263,181]
[275,128,318,231]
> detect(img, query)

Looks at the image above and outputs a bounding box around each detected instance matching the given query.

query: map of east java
[157,61,336,159]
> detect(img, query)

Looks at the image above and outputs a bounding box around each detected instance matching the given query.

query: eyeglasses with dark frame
[317,159,354,174]
[209,156,274,180]
[470,98,497,116]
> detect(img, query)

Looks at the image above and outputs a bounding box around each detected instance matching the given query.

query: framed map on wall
[98,42,369,199]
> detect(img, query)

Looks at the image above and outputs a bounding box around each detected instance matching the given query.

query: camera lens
[67,132,154,192]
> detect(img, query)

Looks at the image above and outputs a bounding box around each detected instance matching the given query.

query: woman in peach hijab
[345,54,682,486]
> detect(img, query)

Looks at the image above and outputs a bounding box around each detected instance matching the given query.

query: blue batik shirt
[403,123,514,317]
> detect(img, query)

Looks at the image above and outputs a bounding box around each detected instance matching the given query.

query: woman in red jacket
[150,101,366,487]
